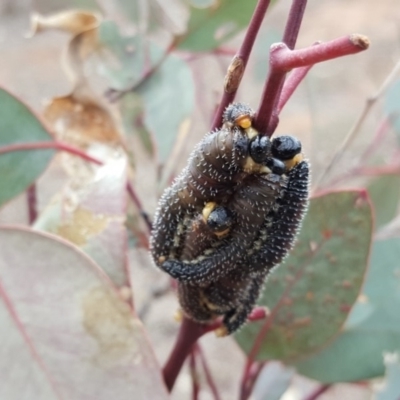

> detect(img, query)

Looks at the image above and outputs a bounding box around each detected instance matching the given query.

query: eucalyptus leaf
[235,190,373,362]
[0,88,55,207]
[178,0,276,52]
[367,175,400,229]
[296,238,400,382]
[0,227,169,400]
[136,48,194,164]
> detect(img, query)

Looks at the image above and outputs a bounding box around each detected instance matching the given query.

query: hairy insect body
[150,102,310,335]
[151,127,250,265]
[177,171,291,334]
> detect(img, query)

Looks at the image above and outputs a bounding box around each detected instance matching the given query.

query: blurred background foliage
[1,0,400,399]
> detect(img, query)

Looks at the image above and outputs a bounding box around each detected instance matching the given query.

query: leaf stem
[277,63,314,113]
[162,308,267,392]
[303,384,331,400]
[0,141,103,165]
[163,317,206,391]
[196,344,222,400]
[239,361,265,400]
[211,0,271,131]
[254,0,308,135]
[189,350,200,400]
[26,184,38,224]
[0,140,152,233]
[126,181,152,234]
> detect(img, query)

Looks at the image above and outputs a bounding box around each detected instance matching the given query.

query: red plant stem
[163,318,207,392]
[0,141,103,165]
[255,34,369,135]
[254,0,307,135]
[303,384,331,400]
[282,0,308,49]
[255,68,287,135]
[126,181,152,234]
[196,344,222,400]
[162,308,267,392]
[211,0,271,131]
[271,35,369,71]
[26,184,38,224]
[277,63,314,113]
[239,361,265,400]
[189,351,200,400]
[0,140,153,233]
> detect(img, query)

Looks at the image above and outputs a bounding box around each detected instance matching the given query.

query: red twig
[163,318,206,391]
[26,184,38,224]
[162,308,267,392]
[271,35,369,71]
[254,0,307,135]
[211,0,271,131]
[126,181,152,234]
[239,361,265,400]
[189,351,200,400]
[282,0,308,49]
[0,140,153,233]
[196,344,222,400]
[277,62,315,113]
[255,34,369,135]
[303,384,331,400]
[0,141,102,165]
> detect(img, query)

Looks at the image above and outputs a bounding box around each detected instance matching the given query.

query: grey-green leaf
[137,48,194,165]
[0,88,55,207]
[295,238,400,382]
[367,175,400,229]
[178,0,276,52]
[235,190,373,362]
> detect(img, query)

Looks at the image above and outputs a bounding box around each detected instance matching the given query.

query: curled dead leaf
[29,10,101,36]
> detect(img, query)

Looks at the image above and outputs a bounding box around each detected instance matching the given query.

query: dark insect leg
[249,160,310,274]
[178,283,215,323]
[221,274,265,334]
[161,236,249,284]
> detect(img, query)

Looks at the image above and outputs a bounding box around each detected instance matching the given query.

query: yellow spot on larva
[174,309,184,322]
[236,115,252,129]
[284,153,304,170]
[202,202,217,222]
[215,326,229,337]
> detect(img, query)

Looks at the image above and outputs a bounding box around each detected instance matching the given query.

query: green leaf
[178,0,276,52]
[119,92,156,157]
[137,49,194,165]
[97,25,194,164]
[0,88,55,207]
[235,190,373,362]
[368,175,400,229]
[97,21,148,90]
[295,238,400,382]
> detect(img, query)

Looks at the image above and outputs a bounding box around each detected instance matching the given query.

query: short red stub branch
[254,34,369,135]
